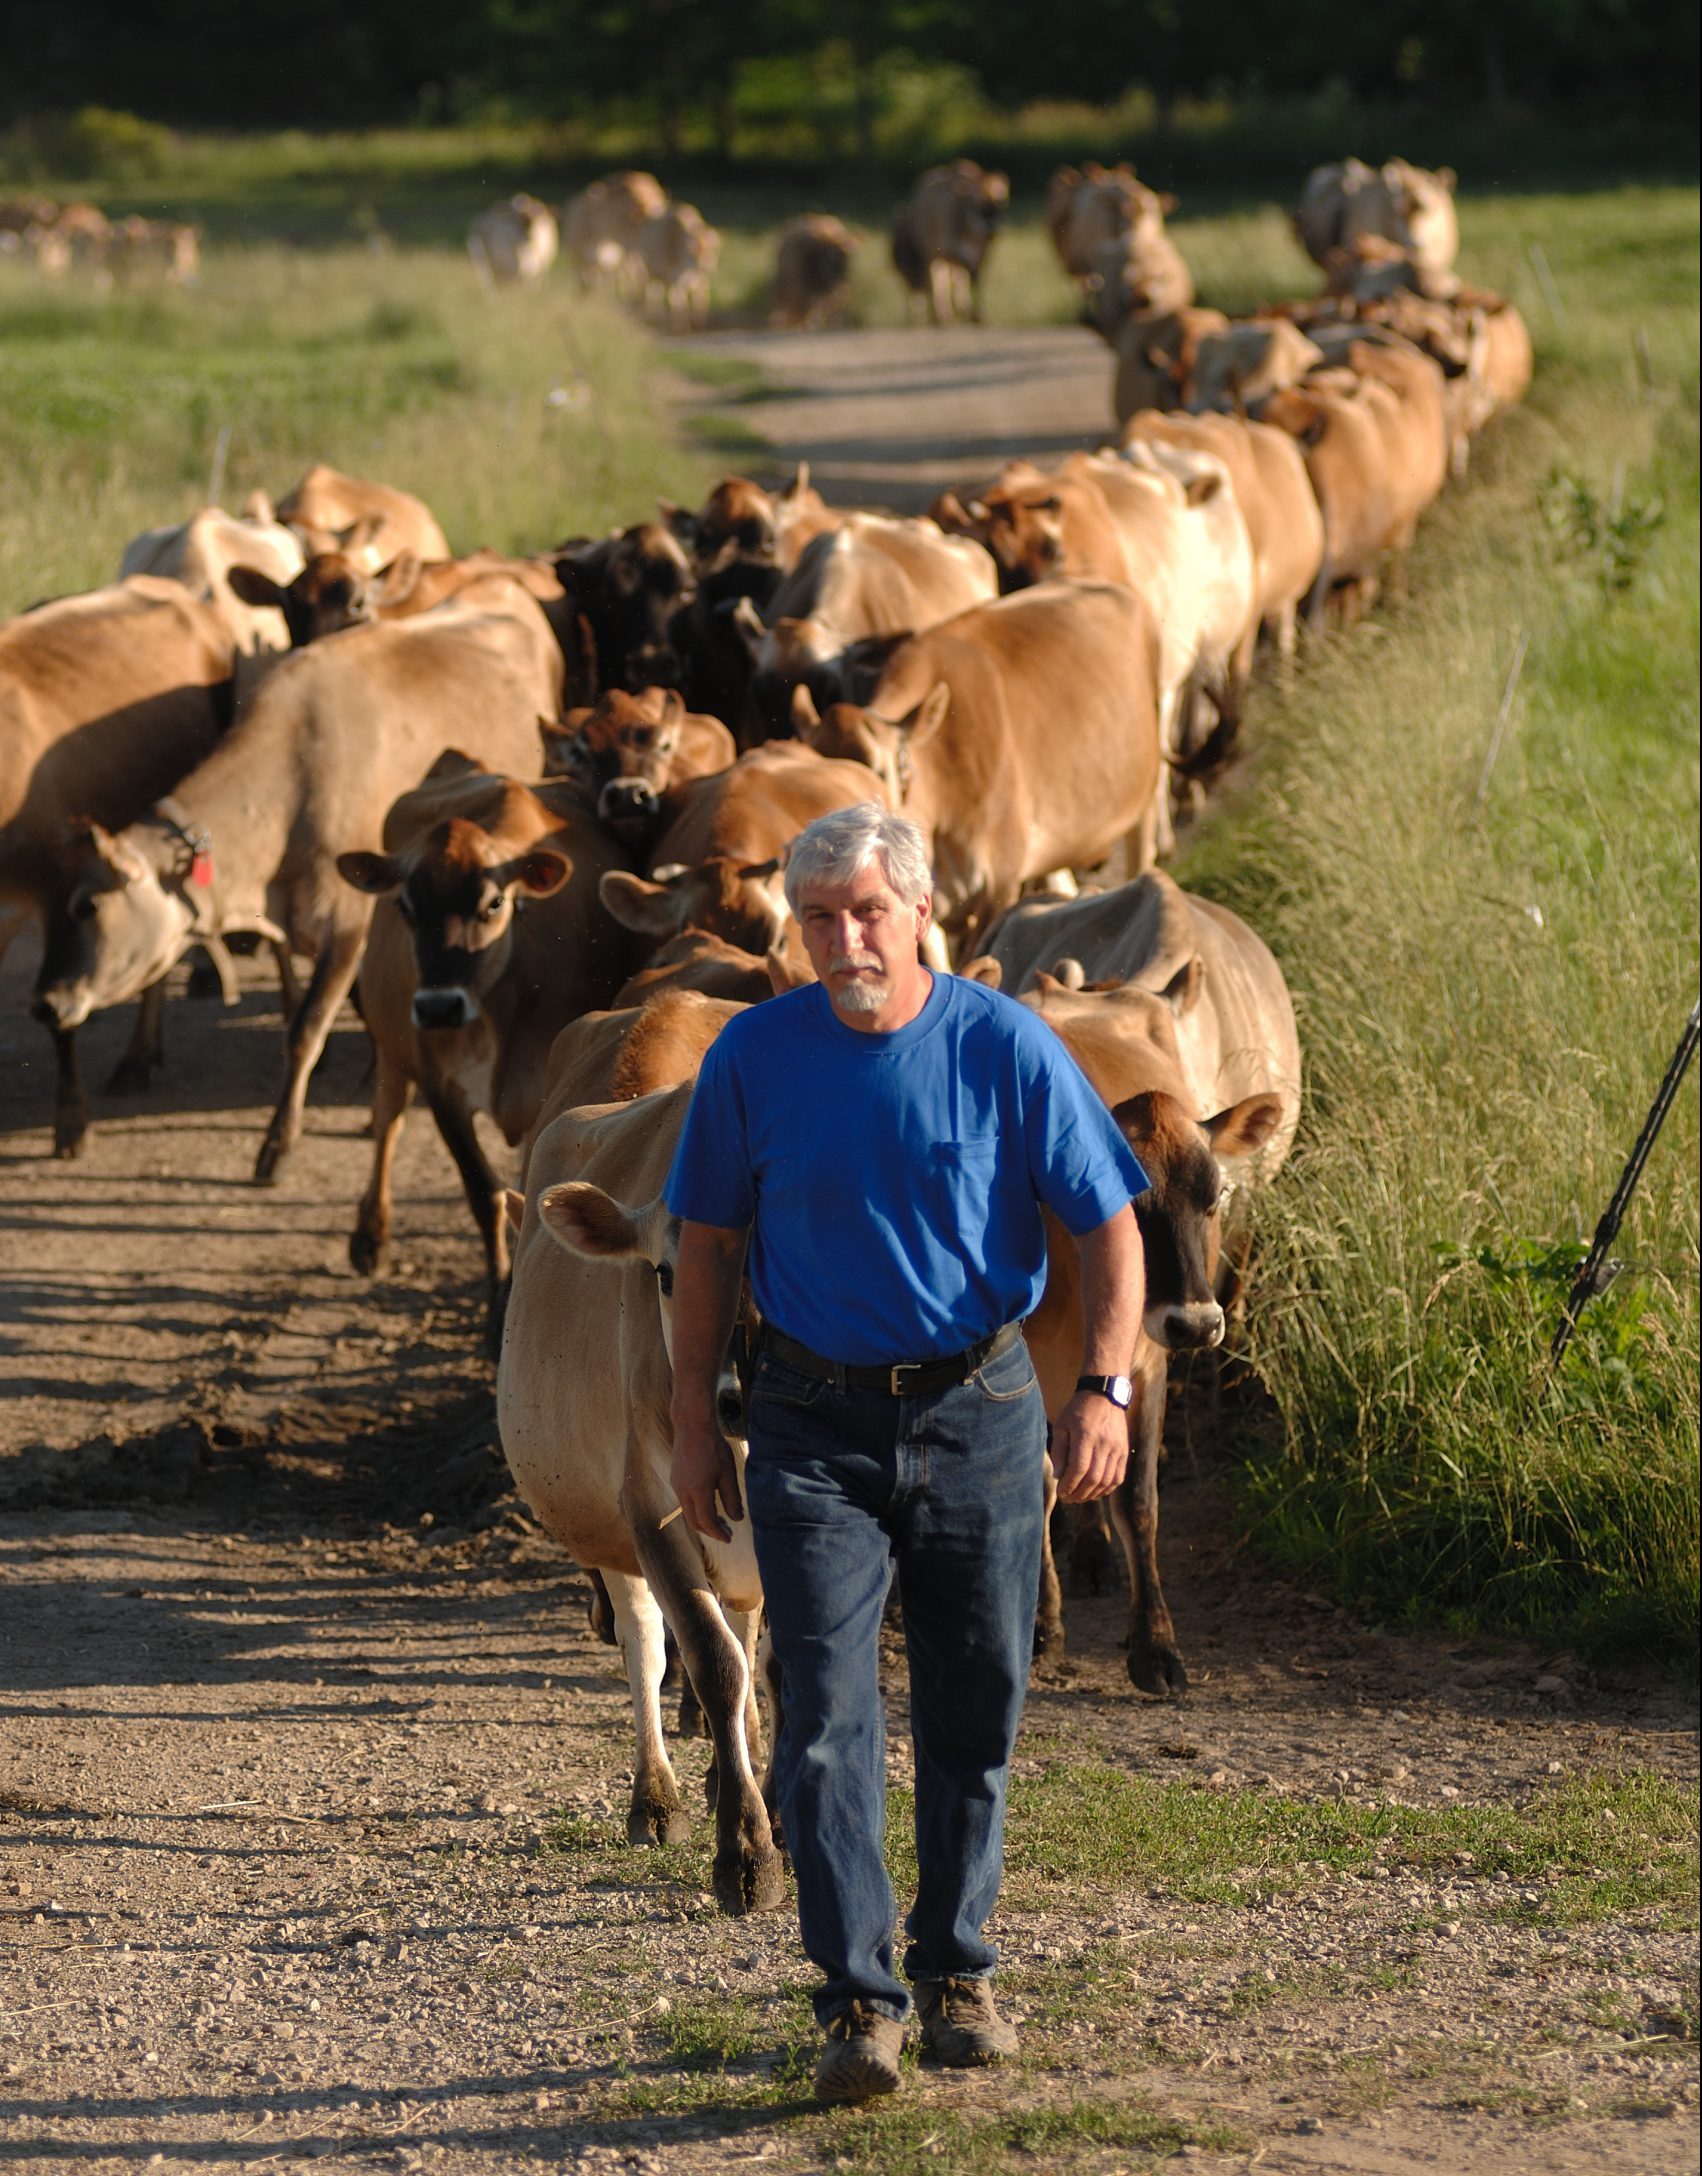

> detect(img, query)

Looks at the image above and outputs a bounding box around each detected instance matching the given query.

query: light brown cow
[662,466,842,582]
[108,215,200,286]
[600,741,878,958]
[734,513,998,739]
[971,870,1299,1686]
[1294,158,1460,298]
[275,463,452,567]
[612,927,792,1008]
[1081,226,1195,343]
[1184,318,1326,414]
[2,578,235,1158]
[1120,410,1324,660]
[1110,305,1229,425]
[225,547,572,651]
[1046,163,1175,282]
[771,214,860,328]
[637,202,720,332]
[468,194,559,286]
[119,504,306,655]
[499,1072,785,1914]
[336,770,634,1338]
[893,160,1010,325]
[562,171,668,295]
[34,599,563,1185]
[543,686,736,836]
[796,581,1165,941]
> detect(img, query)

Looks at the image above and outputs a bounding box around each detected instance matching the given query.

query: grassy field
[0,144,1695,1661]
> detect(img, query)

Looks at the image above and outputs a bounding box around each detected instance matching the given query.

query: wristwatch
[1076,1373,1133,1409]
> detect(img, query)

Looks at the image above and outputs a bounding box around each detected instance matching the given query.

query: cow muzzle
[1149,1300,1226,1352]
[412,986,478,1032]
[32,983,92,1031]
[597,777,661,831]
[623,644,683,690]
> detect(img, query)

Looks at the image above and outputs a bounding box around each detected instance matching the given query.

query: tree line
[4,0,1694,147]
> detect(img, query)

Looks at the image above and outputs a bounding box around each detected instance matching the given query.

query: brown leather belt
[759,1320,1023,1397]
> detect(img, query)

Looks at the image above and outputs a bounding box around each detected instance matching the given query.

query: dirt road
[1,328,1696,2175]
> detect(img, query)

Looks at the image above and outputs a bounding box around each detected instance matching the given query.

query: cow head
[796,683,948,807]
[338,819,570,1031]
[600,856,788,956]
[975,477,1068,590]
[33,820,196,1030]
[664,476,779,577]
[226,550,421,647]
[1023,972,1285,1351]
[556,523,692,691]
[545,686,691,833]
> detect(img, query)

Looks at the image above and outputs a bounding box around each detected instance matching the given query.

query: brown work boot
[813,2000,906,2104]
[914,1975,1019,2066]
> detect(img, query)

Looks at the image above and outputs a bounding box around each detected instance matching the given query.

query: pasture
[0,151,1697,2172]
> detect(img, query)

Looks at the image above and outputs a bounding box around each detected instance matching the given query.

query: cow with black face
[555,523,695,691]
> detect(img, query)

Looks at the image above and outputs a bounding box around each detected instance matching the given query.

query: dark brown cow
[892,160,1009,324]
[771,214,860,328]
[554,524,695,692]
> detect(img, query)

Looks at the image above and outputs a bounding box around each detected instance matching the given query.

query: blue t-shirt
[663,972,1148,1365]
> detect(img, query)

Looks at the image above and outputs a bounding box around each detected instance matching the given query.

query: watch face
[1109,1374,1133,1408]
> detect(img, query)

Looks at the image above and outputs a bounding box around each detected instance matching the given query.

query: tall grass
[1175,187,1699,1660]
[0,245,709,610]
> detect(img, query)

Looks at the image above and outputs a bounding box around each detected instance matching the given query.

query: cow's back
[0,578,233,891]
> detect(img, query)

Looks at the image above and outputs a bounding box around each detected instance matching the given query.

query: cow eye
[655,1260,675,1298]
[481,896,505,921]
[71,892,97,922]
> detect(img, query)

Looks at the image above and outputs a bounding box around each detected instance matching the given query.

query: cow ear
[374,550,421,602]
[1028,968,1067,995]
[780,461,810,500]
[538,1180,646,1259]
[242,489,275,524]
[598,869,681,935]
[658,498,695,545]
[1159,192,1179,216]
[337,850,405,895]
[959,954,1001,989]
[656,687,686,727]
[226,565,288,609]
[504,848,572,898]
[765,942,813,994]
[1183,468,1223,506]
[502,1187,526,1233]
[729,594,766,655]
[790,683,821,732]
[340,512,387,563]
[1158,956,1205,1014]
[907,681,950,748]
[1110,1090,1160,1140]
[1205,1092,1284,1161]
[426,746,483,780]
[739,854,782,882]
[1437,167,1457,193]
[928,490,973,532]
[86,822,147,885]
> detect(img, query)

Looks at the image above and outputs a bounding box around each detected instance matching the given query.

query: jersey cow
[5,579,235,1157]
[34,599,563,1186]
[891,160,1008,325]
[119,504,305,655]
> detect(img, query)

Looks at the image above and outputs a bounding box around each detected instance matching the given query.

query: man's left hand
[1049,1389,1130,1504]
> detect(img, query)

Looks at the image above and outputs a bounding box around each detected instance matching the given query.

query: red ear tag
[191,852,213,888]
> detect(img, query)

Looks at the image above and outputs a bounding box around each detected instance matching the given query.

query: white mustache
[828,952,883,975]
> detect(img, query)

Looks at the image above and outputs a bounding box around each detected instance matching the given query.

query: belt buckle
[889,1361,919,1396]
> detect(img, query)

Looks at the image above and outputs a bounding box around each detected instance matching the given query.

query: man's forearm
[669,1220,749,1427]
[1074,1203,1145,1373]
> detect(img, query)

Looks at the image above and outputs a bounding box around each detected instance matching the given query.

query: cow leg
[1034,1455,1066,1658]
[104,978,167,1094]
[1068,1499,1120,1595]
[928,259,951,326]
[47,1023,88,1160]
[1272,598,1299,665]
[349,1051,412,1276]
[1303,562,1333,634]
[630,1511,783,1915]
[272,940,302,1015]
[604,1571,688,1845]
[422,1084,509,1352]
[1107,1352,1187,1696]
[704,1606,765,1808]
[254,924,366,1188]
[756,1621,785,1846]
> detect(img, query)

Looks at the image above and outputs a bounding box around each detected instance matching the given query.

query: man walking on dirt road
[664,803,1148,2104]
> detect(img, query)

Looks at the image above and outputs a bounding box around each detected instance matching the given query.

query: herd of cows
[0,154,1534,1913]
[0,192,202,284]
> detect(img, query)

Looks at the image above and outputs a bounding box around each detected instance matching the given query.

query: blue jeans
[744,1332,1048,2025]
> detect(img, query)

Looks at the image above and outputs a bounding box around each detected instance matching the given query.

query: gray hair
[783,803,932,915]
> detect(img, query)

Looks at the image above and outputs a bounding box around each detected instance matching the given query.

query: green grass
[1172,183,1700,1663]
[0,240,711,612]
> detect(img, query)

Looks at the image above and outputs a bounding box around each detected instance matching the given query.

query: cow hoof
[713,1845,785,1916]
[52,1133,87,1161]
[628,1796,690,1847]
[1127,1643,1189,1698]
[1031,1614,1066,1660]
[349,1228,386,1277]
[253,1139,292,1187]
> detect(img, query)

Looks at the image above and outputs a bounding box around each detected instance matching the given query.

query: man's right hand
[670,1418,745,1543]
